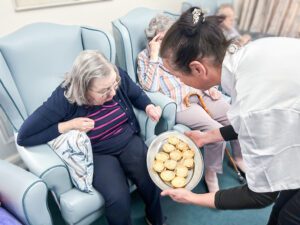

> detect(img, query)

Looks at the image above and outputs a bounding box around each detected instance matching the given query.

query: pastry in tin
[162,143,176,153]
[168,136,180,145]
[183,158,194,169]
[170,150,182,161]
[155,152,169,162]
[160,170,175,182]
[171,176,186,188]
[183,150,195,159]
[153,160,165,173]
[176,141,189,151]
[164,159,177,170]
[175,165,189,177]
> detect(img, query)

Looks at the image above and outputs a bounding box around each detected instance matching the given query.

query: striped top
[17,68,150,148]
[137,48,205,111]
[86,100,129,146]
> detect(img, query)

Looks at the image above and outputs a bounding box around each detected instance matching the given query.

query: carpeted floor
[49,157,272,225]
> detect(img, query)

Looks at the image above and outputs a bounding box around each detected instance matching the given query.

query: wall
[0,0,181,164]
[0,0,181,36]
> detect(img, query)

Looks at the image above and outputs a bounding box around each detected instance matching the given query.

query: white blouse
[221,37,300,193]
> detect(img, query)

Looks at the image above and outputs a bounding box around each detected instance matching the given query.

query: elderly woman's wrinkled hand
[161,188,195,204]
[72,117,95,132]
[59,117,95,134]
[184,130,207,148]
[149,33,164,62]
[146,104,162,122]
[208,87,221,100]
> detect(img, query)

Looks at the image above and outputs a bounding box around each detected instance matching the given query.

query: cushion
[48,130,94,193]
[0,208,22,225]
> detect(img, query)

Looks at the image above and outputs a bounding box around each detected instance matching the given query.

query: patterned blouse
[137,48,205,111]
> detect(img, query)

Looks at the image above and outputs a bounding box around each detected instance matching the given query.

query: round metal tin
[147,131,204,190]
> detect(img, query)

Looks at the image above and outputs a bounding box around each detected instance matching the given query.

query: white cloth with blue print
[48,130,93,193]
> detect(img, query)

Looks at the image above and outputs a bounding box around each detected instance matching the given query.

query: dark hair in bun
[160,7,230,73]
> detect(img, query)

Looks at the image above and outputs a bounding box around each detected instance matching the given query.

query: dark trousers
[267,189,300,225]
[215,185,300,225]
[92,135,163,225]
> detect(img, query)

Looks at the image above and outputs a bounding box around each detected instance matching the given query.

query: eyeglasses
[89,75,121,98]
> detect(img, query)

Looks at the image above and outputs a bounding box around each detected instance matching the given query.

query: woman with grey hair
[17,50,165,225]
[137,14,245,193]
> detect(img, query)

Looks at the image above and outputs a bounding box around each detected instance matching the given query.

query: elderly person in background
[217,4,251,46]
[137,14,245,193]
[17,50,165,225]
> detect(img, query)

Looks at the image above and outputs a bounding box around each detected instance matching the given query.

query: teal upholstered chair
[0,159,51,225]
[182,0,234,14]
[0,23,159,225]
[112,7,177,134]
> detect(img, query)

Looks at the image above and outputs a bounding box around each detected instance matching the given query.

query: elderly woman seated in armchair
[17,50,165,225]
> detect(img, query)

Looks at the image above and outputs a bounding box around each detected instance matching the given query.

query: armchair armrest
[133,108,157,146]
[0,160,52,225]
[15,137,73,199]
[145,91,177,133]
[173,124,191,133]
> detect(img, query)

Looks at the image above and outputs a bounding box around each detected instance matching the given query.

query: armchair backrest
[112,7,161,82]
[0,23,115,125]
[112,8,178,134]
[0,24,117,218]
[182,0,234,14]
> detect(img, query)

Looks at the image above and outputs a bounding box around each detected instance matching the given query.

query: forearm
[203,129,224,145]
[137,57,160,92]
[58,121,73,133]
[17,107,62,146]
[17,124,60,146]
[215,185,279,210]
[189,192,217,208]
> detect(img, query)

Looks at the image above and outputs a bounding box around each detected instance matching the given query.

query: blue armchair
[112,7,177,134]
[0,159,51,225]
[0,23,157,225]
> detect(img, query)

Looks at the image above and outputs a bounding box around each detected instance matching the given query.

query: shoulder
[117,67,131,89]
[117,67,128,80]
[45,85,74,110]
[49,85,68,102]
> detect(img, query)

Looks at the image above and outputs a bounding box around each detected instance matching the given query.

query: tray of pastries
[147,131,204,190]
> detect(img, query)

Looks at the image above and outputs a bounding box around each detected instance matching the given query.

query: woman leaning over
[137,14,245,193]
[160,7,300,225]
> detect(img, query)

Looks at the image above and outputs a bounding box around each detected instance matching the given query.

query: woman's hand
[58,117,95,133]
[162,188,217,208]
[149,33,164,61]
[145,104,162,122]
[184,130,207,148]
[208,87,221,100]
[185,129,224,148]
[161,188,195,204]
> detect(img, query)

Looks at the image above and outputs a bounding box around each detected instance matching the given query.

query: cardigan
[17,68,151,147]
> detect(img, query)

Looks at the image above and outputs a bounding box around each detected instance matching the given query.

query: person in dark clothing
[159,7,300,225]
[17,50,165,225]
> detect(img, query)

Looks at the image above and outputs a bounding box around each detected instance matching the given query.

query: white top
[221,37,300,192]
